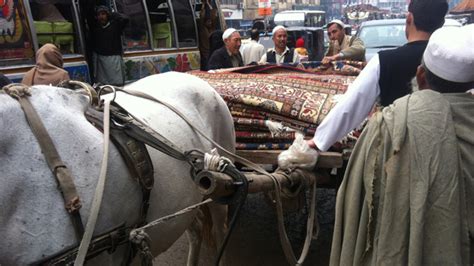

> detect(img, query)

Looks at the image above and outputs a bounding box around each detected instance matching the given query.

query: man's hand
[306,139,317,149]
[278,134,319,170]
[321,55,338,65]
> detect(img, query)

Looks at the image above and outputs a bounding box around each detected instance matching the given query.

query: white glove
[278,133,319,170]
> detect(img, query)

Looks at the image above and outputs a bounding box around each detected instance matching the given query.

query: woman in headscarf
[22,43,70,86]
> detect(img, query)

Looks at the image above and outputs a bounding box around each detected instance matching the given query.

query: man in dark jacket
[207,28,243,70]
[91,5,129,86]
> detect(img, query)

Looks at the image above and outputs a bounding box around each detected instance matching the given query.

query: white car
[356,18,461,61]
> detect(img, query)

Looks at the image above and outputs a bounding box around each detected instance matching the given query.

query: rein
[74,95,113,265]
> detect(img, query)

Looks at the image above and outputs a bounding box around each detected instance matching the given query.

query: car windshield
[358,24,406,48]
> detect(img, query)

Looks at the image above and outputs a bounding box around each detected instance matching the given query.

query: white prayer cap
[272,25,286,35]
[327,19,345,29]
[222,28,237,40]
[423,24,474,83]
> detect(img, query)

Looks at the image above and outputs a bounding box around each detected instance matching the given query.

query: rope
[128,197,214,264]
[270,170,318,265]
[3,83,31,99]
[204,152,221,171]
[204,150,234,172]
[74,97,113,265]
[132,198,213,233]
[129,230,154,266]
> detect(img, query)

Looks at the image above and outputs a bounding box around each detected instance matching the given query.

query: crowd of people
[204,17,369,70]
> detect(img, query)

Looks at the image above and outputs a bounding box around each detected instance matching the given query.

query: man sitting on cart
[322,19,365,64]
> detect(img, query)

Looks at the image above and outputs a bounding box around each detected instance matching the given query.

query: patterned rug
[189,64,361,150]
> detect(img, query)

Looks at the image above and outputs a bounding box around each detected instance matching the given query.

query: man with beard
[207,28,243,70]
[322,19,365,64]
[259,25,300,64]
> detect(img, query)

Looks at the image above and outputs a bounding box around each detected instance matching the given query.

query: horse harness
[3,84,205,265]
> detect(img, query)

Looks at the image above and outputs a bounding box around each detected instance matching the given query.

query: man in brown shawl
[21,43,70,86]
[330,24,474,265]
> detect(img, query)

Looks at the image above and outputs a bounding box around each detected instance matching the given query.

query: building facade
[221,0,321,20]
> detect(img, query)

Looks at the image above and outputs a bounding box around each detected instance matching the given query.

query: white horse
[0,72,235,265]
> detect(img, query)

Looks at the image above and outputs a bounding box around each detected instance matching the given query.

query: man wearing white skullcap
[208,28,243,70]
[416,24,474,92]
[323,19,365,64]
[259,25,300,64]
[328,24,474,266]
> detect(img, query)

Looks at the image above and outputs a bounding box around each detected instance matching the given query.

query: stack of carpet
[190,63,362,150]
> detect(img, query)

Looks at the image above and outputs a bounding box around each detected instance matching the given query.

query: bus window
[115,0,151,51]
[146,0,176,49]
[307,13,325,27]
[0,0,35,65]
[29,0,82,56]
[172,0,197,48]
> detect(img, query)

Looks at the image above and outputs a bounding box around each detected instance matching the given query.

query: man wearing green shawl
[330,24,474,265]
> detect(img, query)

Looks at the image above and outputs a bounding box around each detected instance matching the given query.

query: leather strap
[4,84,85,240]
[110,103,188,162]
[85,106,155,224]
[36,224,131,265]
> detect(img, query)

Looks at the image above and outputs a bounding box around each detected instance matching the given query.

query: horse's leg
[186,216,203,266]
[185,203,227,266]
[208,203,228,251]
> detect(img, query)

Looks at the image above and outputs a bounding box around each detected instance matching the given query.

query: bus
[273,10,326,28]
[0,0,225,83]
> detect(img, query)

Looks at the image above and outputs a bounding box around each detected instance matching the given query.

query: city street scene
[1,0,473,265]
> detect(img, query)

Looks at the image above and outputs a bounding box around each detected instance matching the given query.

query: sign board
[258,0,272,16]
[222,8,244,20]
